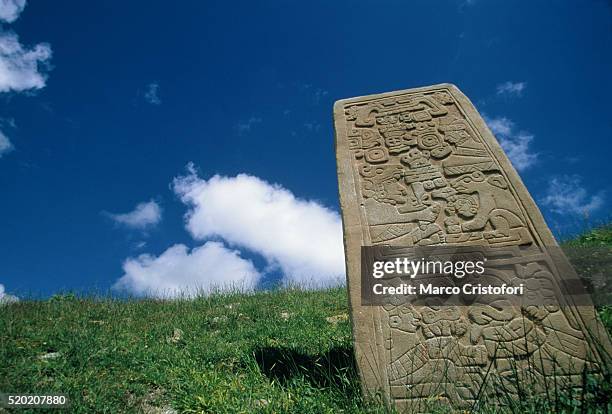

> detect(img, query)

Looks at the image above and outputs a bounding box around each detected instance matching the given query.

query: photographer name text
[371,257,525,297]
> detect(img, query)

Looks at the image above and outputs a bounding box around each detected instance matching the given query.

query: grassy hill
[1,226,611,413]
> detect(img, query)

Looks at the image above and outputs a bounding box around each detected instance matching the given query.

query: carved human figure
[449,171,528,241]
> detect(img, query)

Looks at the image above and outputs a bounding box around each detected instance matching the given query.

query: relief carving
[334,84,612,410]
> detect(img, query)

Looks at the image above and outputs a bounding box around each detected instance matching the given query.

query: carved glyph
[334,84,611,410]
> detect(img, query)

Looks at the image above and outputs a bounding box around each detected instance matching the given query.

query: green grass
[562,224,612,247]
[562,224,612,331]
[1,288,369,413]
[1,225,611,413]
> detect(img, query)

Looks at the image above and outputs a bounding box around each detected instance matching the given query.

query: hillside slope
[1,226,611,413]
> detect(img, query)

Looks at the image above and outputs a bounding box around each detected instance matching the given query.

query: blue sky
[0,0,610,299]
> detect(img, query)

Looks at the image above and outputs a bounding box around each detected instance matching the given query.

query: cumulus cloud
[144,82,161,105]
[172,165,345,286]
[113,167,345,297]
[496,81,526,97]
[108,200,162,230]
[113,242,260,297]
[0,1,52,161]
[484,115,537,171]
[541,175,604,216]
[0,0,25,23]
[0,31,52,93]
[0,283,19,305]
[0,129,13,157]
[0,1,52,94]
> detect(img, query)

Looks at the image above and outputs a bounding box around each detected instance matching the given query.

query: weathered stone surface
[333,84,611,410]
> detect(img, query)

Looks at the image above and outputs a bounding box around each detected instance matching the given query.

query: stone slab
[333,84,612,410]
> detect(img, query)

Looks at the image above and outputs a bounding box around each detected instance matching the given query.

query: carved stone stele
[333,84,611,410]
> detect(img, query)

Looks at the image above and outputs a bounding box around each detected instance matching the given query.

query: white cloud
[541,175,604,216]
[144,82,161,105]
[496,81,526,97]
[0,283,19,305]
[108,200,162,230]
[172,165,345,286]
[498,132,535,171]
[0,0,25,23]
[0,1,51,94]
[0,31,52,93]
[113,242,260,297]
[484,115,537,171]
[0,129,13,157]
[485,117,512,136]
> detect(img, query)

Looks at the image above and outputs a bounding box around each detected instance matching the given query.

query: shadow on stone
[254,346,359,392]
